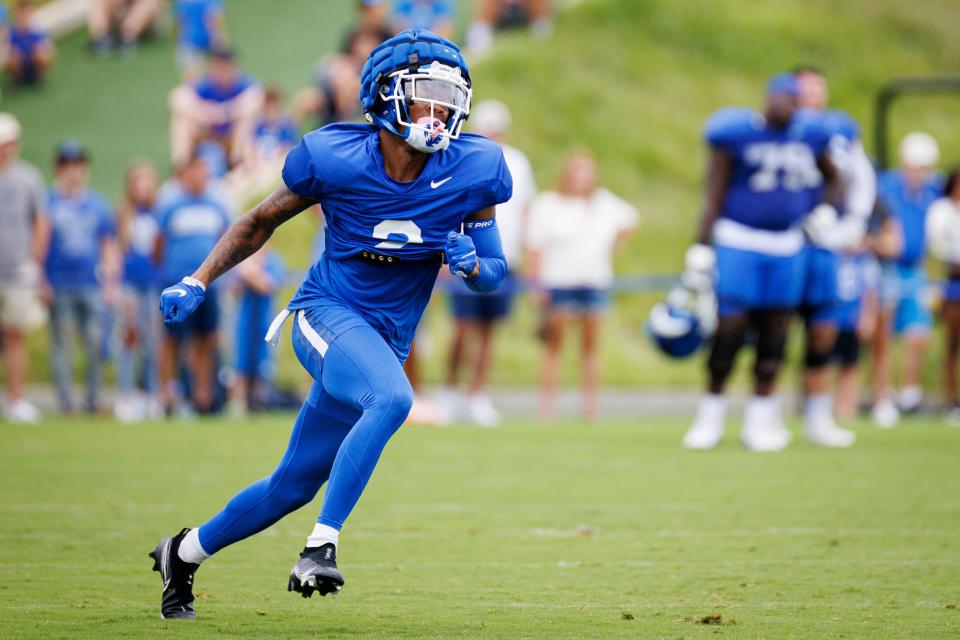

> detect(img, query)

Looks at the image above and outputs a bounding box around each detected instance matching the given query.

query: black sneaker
[287,543,344,598]
[148,528,199,619]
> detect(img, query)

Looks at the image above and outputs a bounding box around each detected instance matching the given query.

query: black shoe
[287,543,344,598]
[148,528,199,619]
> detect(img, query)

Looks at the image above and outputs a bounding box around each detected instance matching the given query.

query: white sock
[805,394,833,421]
[306,523,339,549]
[177,528,210,565]
[745,395,779,427]
[695,394,727,424]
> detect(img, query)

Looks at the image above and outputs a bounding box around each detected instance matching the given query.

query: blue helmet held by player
[646,245,717,358]
[360,29,472,154]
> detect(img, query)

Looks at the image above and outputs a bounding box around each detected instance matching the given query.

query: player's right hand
[159,277,206,324]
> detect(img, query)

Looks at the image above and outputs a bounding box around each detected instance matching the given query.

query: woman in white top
[526,151,638,421]
[925,167,960,421]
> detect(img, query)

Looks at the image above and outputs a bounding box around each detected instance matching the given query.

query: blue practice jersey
[282,123,513,359]
[705,107,831,231]
[45,188,116,291]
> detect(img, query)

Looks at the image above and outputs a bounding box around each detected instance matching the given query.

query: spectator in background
[527,151,637,421]
[354,0,391,44]
[925,167,960,424]
[5,1,55,87]
[439,101,536,426]
[466,0,553,56]
[114,160,162,422]
[173,0,227,78]
[0,4,10,78]
[391,0,455,40]
[169,48,263,168]
[0,114,48,423]
[230,244,285,417]
[832,203,900,420]
[292,29,380,129]
[155,153,231,414]
[871,132,942,427]
[87,0,163,56]
[45,141,119,415]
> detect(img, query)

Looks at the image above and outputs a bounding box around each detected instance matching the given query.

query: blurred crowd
[2,1,957,432]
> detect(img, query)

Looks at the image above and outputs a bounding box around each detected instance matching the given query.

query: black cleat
[148,528,200,619]
[287,543,344,598]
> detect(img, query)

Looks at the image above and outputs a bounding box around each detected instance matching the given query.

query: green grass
[1,414,959,638]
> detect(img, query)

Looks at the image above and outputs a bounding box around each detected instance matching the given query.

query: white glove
[804,204,845,251]
[681,243,716,292]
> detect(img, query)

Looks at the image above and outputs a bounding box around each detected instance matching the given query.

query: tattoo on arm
[193,185,314,286]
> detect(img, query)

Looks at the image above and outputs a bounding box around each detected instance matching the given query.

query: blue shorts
[885,263,933,335]
[164,287,220,338]
[944,278,960,302]
[235,303,272,379]
[715,245,807,316]
[450,273,515,322]
[548,287,609,314]
[800,246,840,325]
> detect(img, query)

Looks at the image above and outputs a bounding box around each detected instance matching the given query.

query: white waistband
[713,218,804,256]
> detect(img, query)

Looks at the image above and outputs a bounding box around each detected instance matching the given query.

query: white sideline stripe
[296,311,328,357]
[713,218,804,256]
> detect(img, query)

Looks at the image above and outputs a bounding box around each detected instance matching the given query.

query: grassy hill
[3,0,960,388]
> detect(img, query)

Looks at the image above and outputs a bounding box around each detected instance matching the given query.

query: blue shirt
[254,117,299,157]
[705,108,831,231]
[156,192,231,285]
[45,188,116,291]
[282,123,512,359]
[878,170,942,267]
[173,0,222,50]
[392,0,453,30]
[194,73,258,136]
[122,206,160,289]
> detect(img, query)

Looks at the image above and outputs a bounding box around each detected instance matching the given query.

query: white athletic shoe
[683,395,727,450]
[5,398,40,424]
[434,387,463,426]
[805,415,856,448]
[466,394,500,428]
[872,399,900,429]
[897,386,923,414]
[741,397,791,452]
[946,407,960,428]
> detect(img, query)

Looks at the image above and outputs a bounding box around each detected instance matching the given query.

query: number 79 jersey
[705,108,831,231]
[280,123,513,360]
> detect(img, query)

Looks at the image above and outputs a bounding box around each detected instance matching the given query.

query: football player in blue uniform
[682,74,841,452]
[147,30,512,619]
[793,65,876,447]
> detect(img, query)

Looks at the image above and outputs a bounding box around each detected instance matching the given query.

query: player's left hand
[445,231,479,279]
[159,277,206,324]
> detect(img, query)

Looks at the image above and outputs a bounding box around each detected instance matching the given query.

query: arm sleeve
[462,217,507,293]
[844,140,877,221]
[281,138,324,199]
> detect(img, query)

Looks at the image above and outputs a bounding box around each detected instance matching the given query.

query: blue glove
[445,231,478,279]
[159,277,206,324]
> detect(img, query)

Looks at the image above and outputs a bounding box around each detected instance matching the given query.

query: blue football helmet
[646,282,717,359]
[359,29,472,153]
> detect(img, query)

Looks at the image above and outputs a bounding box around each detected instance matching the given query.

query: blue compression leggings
[197,323,413,554]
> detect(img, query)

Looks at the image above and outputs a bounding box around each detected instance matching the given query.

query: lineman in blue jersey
[792,65,876,448]
[147,30,512,619]
[682,73,842,452]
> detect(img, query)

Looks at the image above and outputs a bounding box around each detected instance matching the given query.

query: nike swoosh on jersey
[431,177,453,189]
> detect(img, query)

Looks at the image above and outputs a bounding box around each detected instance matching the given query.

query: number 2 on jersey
[372,220,424,250]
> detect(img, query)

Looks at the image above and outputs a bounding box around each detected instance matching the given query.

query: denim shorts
[548,287,609,314]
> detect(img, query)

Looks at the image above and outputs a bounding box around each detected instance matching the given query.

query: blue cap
[54,139,89,164]
[767,73,799,97]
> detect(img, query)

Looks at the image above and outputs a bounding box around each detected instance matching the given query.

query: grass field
[1,414,958,639]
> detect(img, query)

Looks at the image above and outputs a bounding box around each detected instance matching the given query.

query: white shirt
[926,197,960,265]
[526,188,638,288]
[495,143,536,267]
